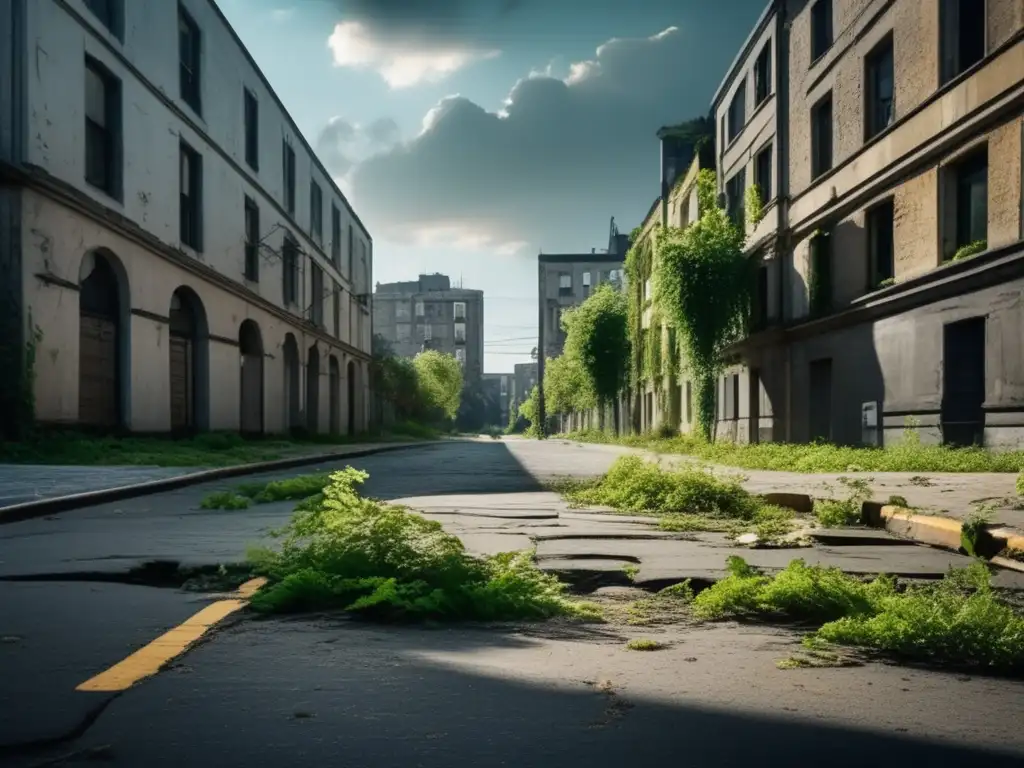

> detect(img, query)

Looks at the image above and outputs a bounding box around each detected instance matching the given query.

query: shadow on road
[25,615,1023,767]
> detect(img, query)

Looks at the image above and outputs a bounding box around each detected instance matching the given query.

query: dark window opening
[331,205,341,267]
[282,141,296,214]
[865,35,895,140]
[810,230,833,315]
[755,264,770,330]
[310,181,323,243]
[725,170,746,227]
[811,0,834,62]
[867,199,895,288]
[347,224,354,278]
[727,81,746,142]
[84,0,120,37]
[940,0,986,84]
[244,88,259,171]
[179,141,202,250]
[178,5,202,114]
[282,236,299,305]
[950,148,991,257]
[244,196,259,282]
[311,263,324,327]
[84,58,122,198]
[754,143,772,203]
[811,92,833,179]
[754,43,772,106]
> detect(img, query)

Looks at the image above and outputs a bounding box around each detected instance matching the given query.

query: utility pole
[536,258,546,438]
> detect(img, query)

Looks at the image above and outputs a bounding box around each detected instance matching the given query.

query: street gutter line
[76,578,267,693]
[0,441,438,525]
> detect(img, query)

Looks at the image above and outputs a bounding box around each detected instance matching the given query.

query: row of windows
[556,269,624,297]
[724,0,985,234]
[395,323,469,344]
[82,1,365,283]
[394,301,468,320]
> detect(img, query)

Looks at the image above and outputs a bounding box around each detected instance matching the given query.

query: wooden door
[170,336,192,430]
[79,314,119,427]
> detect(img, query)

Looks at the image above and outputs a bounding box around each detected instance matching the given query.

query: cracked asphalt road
[2,438,1024,766]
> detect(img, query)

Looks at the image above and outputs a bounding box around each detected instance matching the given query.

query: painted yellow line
[76,577,267,693]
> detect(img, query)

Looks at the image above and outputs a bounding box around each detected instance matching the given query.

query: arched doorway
[283,334,300,431]
[347,359,357,435]
[168,286,209,432]
[329,356,341,435]
[306,344,320,434]
[78,250,126,428]
[239,320,264,434]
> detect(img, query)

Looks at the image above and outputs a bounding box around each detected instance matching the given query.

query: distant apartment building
[481,372,515,426]
[0,0,373,438]
[714,0,1024,448]
[537,219,628,362]
[373,274,484,379]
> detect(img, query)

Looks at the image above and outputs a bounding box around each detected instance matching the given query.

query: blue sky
[218,0,766,371]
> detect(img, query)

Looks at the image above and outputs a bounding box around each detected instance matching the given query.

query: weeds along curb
[0,442,438,525]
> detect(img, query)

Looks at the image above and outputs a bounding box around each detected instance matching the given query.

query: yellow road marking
[76,577,267,693]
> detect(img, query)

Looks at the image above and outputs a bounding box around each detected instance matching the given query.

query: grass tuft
[558,429,1024,474]
[246,467,601,622]
[199,492,250,510]
[693,557,1024,672]
[561,456,799,540]
[625,638,664,651]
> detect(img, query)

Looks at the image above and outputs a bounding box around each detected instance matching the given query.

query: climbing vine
[653,169,749,441]
[624,227,653,390]
[745,186,764,228]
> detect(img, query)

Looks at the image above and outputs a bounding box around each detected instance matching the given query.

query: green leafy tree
[413,350,463,421]
[370,334,423,422]
[654,169,749,441]
[518,386,542,437]
[562,283,630,434]
[543,353,596,416]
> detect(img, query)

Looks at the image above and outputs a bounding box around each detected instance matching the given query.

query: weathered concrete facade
[726,0,1024,448]
[1,0,373,436]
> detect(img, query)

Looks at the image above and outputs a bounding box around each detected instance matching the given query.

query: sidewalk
[558,439,1024,534]
[0,441,433,522]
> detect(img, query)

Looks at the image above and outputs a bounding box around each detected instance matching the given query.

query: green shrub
[814,499,861,527]
[1017,472,1024,497]
[247,467,600,621]
[692,557,1024,671]
[626,638,664,651]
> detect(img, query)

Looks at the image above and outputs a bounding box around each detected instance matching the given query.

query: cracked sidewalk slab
[400,491,1024,592]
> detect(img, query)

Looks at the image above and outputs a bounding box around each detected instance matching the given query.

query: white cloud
[327,21,499,89]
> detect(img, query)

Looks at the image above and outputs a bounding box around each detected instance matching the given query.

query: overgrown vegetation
[559,283,631,433]
[557,430,1024,473]
[744,185,764,228]
[814,477,871,527]
[371,335,463,428]
[625,638,664,651]
[201,472,333,509]
[246,468,601,621]
[654,170,750,440]
[695,557,1024,671]
[561,455,801,541]
[951,240,987,262]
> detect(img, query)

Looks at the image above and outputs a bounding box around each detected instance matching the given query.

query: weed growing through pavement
[909,475,934,487]
[201,473,332,509]
[560,455,801,541]
[626,638,663,651]
[813,477,872,527]
[556,429,1024,473]
[246,467,602,622]
[960,507,994,558]
[887,495,909,508]
[693,557,1024,672]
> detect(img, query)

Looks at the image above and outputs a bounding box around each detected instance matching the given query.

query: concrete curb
[0,441,438,525]
[757,492,1024,569]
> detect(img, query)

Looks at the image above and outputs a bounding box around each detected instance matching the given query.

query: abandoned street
[2,438,1023,767]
